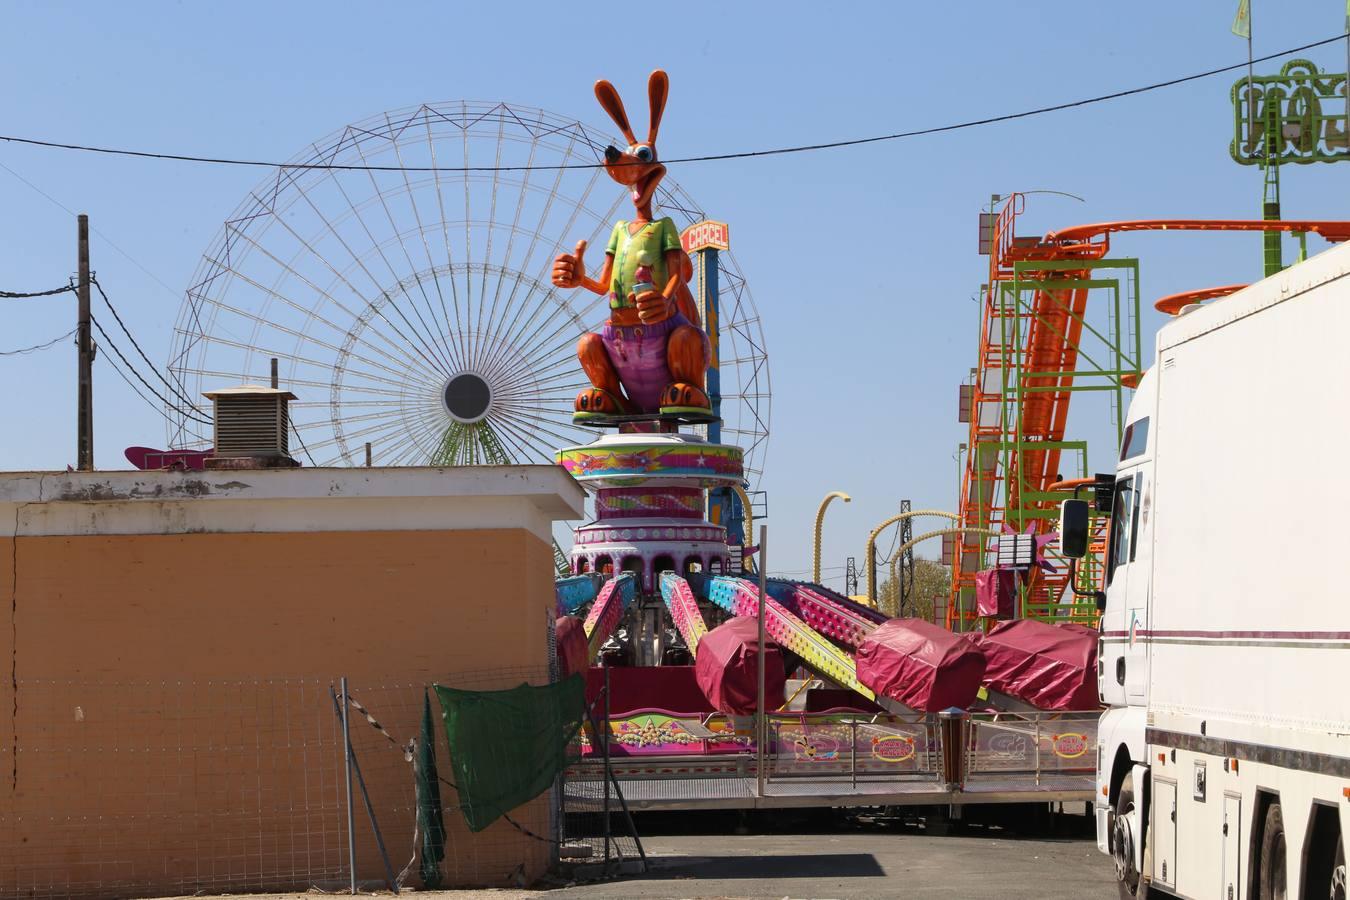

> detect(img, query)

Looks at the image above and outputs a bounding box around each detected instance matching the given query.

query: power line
[0,328,75,356]
[90,275,206,416]
[100,344,176,425]
[90,315,212,425]
[1,284,75,299]
[0,159,183,302]
[0,34,1342,174]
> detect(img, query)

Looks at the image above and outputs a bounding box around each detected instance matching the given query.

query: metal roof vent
[202,385,298,465]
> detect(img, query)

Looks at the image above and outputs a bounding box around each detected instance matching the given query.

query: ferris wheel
[168,100,771,484]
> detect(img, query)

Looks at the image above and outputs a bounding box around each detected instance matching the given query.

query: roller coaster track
[955,195,1350,626]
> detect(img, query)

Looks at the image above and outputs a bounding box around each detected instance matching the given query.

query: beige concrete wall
[0,526,559,896]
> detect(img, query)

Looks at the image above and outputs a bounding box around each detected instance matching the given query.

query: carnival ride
[543,78,1103,807]
[951,195,1350,629]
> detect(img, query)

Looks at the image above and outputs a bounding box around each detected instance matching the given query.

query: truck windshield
[1106,474,1135,586]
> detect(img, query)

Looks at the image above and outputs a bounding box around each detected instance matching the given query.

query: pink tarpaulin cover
[855,619,986,712]
[555,616,589,680]
[694,617,786,716]
[975,569,1017,618]
[979,619,1099,710]
[585,665,714,716]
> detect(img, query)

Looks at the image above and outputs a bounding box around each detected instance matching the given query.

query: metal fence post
[340,677,357,895]
[602,665,611,872]
[755,525,768,799]
[1033,718,1042,787]
[850,720,858,789]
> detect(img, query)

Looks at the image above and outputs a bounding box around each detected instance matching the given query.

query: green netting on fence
[433,674,586,833]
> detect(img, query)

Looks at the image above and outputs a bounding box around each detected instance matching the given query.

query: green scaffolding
[966,255,1142,623]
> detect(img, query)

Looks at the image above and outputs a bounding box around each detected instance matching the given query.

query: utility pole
[76,214,94,471]
[899,499,914,615]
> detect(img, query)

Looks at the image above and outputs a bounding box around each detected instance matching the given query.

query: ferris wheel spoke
[344,135,463,375]
[476,289,587,388]
[490,354,585,399]
[193,291,440,392]
[478,145,601,368]
[385,412,448,465]
[476,204,613,381]
[490,404,585,449]
[291,170,457,378]
[526,180,624,301]
[488,268,611,377]
[292,399,406,410]
[459,102,478,376]
[177,366,417,400]
[421,115,470,373]
[305,411,425,455]
[479,117,543,363]
[484,410,559,463]
[464,112,508,375]
[301,408,411,432]
[382,114,464,372]
[249,189,454,381]
[496,376,589,400]
[488,311,603,394]
[481,415,541,465]
[198,226,442,382]
[475,332,565,393]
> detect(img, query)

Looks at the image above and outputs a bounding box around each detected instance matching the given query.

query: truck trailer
[1062,241,1350,899]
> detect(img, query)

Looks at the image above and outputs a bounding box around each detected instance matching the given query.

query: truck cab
[1061,368,1158,895]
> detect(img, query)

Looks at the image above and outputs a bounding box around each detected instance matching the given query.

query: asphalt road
[154,814,1118,900]
[544,815,1118,899]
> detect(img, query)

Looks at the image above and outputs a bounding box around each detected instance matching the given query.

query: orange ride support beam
[954,201,1350,628]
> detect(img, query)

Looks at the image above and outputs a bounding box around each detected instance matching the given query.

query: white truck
[1060,241,1350,899]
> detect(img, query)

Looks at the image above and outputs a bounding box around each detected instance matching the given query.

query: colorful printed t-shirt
[605,217,682,309]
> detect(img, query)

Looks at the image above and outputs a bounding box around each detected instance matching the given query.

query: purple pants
[602,312,696,413]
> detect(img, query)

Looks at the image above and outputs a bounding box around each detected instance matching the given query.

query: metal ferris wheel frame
[167,100,770,483]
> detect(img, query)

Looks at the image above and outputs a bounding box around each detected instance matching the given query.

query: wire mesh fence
[0,666,565,898]
[556,682,646,876]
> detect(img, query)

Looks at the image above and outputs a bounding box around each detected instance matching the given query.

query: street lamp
[812,491,851,584]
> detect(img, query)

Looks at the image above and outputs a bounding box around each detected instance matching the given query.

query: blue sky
[3,2,1348,592]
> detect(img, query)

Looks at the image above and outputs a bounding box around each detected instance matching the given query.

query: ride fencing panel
[0,668,559,899]
[963,712,1099,781]
[766,712,943,783]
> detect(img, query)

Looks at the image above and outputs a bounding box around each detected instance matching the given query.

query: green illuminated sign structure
[1231,59,1349,166]
[1229,59,1348,275]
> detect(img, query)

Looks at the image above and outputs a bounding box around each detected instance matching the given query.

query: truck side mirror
[1059,499,1091,559]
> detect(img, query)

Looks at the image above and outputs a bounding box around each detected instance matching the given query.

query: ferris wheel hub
[442,373,493,424]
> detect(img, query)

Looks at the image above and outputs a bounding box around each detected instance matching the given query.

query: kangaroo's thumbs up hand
[552,239,589,289]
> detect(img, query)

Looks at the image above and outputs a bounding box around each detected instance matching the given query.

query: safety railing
[566,705,1100,796]
[963,711,1099,786]
[765,710,943,786]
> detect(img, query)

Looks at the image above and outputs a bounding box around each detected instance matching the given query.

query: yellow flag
[1232,0,1250,38]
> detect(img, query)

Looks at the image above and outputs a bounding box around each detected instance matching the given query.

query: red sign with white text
[681,220,730,253]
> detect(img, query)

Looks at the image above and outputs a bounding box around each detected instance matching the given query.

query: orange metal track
[952,198,1350,629]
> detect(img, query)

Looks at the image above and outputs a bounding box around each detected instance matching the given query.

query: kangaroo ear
[647,70,669,145]
[594,79,638,145]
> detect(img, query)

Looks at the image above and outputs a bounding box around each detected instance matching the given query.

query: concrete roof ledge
[0,465,585,539]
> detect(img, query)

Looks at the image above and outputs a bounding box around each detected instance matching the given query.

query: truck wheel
[1332,838,1345,900]
[1113,772,1150,899]
[1257,802,1288,900]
